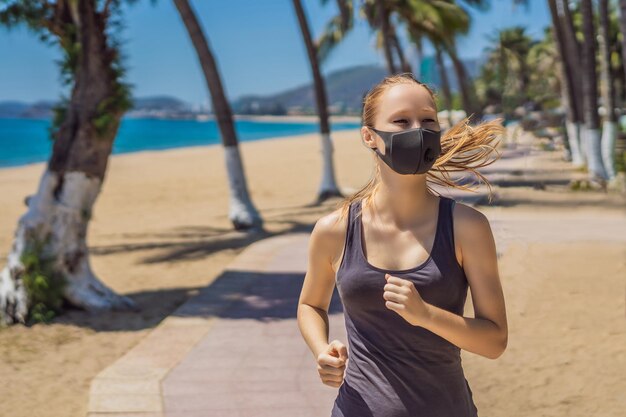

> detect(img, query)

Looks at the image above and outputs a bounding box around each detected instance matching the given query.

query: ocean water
[0,118,361,168]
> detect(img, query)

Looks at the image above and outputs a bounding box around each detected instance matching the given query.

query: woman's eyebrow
[389,108,437,117]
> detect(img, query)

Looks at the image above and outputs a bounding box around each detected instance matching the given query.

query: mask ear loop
[367,127,381,155]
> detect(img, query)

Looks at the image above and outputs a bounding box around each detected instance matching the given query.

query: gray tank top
[331,195,479,417]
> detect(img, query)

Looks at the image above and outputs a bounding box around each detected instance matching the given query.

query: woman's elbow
[487,330,508,360]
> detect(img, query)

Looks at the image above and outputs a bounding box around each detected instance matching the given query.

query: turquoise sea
[0,118,361,168]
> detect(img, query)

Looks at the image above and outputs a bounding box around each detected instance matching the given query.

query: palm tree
[388,23,413,73]
[548,0,584,166]
[398,7,454,118]
[481,26,536,115]
[562,0,588,165]
[292,0,345,203]
[0,0,138,325]
[526,27,560,108]
[361,0,412,75]
[434,46,454,122]
[619,1,626,97]
[376,0,398,74]
[317,0,354,62]
[599,0,618,182]
[580,0,609,184]
[172,0,263,230]
[393,0,483,123]
[444,37,484,124]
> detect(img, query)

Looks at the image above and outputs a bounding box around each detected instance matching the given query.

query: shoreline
[0,114,362,123]
[0,125,363,171]
[232,114,361,123]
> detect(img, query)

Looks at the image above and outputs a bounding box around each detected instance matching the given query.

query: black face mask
[368,126,442,175]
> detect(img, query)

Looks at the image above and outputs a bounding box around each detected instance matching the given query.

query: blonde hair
[335,72,505,222]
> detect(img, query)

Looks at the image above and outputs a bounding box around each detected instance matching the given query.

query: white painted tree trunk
[585,128,608,180]
[600,120,617,180]
[0,170,137,324]
[318,132,340,196]
[224,145,263,230]
[579,124,590,166]
[566,121,585,167]
[54,172,137,310]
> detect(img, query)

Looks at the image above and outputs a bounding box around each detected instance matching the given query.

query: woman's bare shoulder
[312,207,349,245]
[449,200,495,269]
[452,200,495,247]
[311,207,350,267]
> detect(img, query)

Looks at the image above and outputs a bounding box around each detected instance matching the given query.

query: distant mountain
[0,101,30,118]
[232,64,388,116]
[0,96,194,119]
[127,95,196,119]
[0,100,56,119]
[231,60,482,116]
[0,58,483,119]
[130,96,190,112]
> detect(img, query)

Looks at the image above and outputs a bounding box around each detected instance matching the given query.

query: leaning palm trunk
[434,47,453,126]
[377,0,397,74]
[0,0,136,324]
[599,0,618,181]
[389,25,412,74]
[548,0,584,166]
[445,40,483,124]
[292,0,342,203]
[619,1,626,95]
[561,0,588,165]
[173,0,262,230]
[580,0,608,182]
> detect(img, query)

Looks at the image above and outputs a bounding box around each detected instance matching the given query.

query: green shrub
[616,150,626,174]
[20,234,67,324]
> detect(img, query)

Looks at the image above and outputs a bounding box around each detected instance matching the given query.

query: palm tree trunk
[548,0,584,165]
[600,0,618,181]
[560,0,588,164]
[445,39,483,124]
[581,0,608,182]
[292,0,342,203]
[377,0,397,74]
[1,0,137,324]
[619,1,626,96]
[389,25,412,73]
[173,0,262,229]
[434,47,453,126]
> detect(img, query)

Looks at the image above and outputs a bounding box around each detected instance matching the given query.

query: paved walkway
[86,130,626,417]
[87,228,347,417]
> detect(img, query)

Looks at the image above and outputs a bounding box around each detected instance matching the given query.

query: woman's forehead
[379,83,436,115]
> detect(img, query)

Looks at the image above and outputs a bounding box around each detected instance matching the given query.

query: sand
[0,127,625,416]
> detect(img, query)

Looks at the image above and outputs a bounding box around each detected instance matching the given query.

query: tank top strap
[339,200,361,269]
[433,196,457,260]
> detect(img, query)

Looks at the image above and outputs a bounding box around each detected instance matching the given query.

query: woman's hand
[383,273,432,327]
[316,339,348,388]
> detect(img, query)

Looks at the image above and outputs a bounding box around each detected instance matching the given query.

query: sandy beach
[1,127,625,417]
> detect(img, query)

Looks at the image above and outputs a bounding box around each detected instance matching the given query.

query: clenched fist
[316,339,348,388]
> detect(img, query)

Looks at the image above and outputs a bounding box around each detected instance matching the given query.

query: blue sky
[0,0,550,107]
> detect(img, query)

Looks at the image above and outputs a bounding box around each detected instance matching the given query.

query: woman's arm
[297,212,344,359]
[421,205,508,359]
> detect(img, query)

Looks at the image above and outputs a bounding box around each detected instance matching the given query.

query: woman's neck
[367,181,437,230]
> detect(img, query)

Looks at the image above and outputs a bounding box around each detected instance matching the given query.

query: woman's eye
[394,119,437,125]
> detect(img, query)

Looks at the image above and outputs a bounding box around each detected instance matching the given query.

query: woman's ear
[361,126,377,150]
